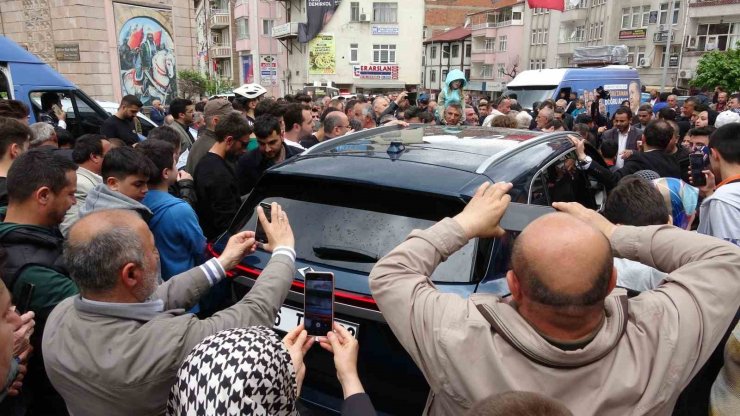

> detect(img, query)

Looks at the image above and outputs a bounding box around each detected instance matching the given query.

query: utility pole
[659,0,676,92]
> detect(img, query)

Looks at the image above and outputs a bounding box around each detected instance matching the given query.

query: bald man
[43,207,298,415]
[369,182,740,415]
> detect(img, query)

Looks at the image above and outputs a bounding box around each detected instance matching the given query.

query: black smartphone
[304,271,335,337]
[14,283,35,314]
[499,202,556,232]
[407,92,417,106]
[690,152,707,187]
[255,202,272,244]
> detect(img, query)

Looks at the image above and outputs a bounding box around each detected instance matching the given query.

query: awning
[353,82,406,89]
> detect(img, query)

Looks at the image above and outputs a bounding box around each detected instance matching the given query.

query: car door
[528,148,603,209]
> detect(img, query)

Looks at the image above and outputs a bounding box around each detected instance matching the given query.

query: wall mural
[113,2,177,105]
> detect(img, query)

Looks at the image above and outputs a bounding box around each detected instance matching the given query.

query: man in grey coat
[43,205,297,416]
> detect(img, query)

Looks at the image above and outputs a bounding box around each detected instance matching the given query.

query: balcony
[210,44,232,59]
[471,50,497,65]
[560,8,588,22]
[209,9,230,29]
[272,22,299,39]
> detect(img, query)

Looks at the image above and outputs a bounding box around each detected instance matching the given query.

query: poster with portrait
[113,2,177,105]
[299,0,340,43]
[308,34,336,75]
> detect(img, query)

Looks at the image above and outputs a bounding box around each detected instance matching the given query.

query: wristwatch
[577,156,592,167]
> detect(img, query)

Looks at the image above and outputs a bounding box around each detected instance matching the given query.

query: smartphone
[407,92,417,106]
[304,271,335,337]
[498,202,556,232]
[690,152,707,187]
[255,202,272,244]
[14,283,35,314]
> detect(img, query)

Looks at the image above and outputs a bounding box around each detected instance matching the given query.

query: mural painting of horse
[121,49,176,105]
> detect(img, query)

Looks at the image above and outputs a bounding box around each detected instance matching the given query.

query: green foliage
[691,44,740,93]
[177,69,207,98]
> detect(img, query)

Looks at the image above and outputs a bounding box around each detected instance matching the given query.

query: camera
[596,86,610,100]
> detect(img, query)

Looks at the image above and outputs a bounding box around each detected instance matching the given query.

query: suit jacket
[600,126,642,152]
[171,121,195,153]
[588,149,682,189]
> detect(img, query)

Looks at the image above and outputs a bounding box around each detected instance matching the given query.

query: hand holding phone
[304,272,335,337]
[690,149,708,187]
[254,202,295,251]
[255,202,272,244]
[15,283,35,315]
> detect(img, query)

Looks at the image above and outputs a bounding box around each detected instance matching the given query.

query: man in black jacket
[193,112,251,241]
[237,115,303,195]
[572,119,681,190]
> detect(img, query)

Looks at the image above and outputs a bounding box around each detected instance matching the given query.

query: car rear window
[241,197,477,283]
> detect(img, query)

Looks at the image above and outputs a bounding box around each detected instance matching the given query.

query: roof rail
[302,124,411,155]
[475,132,571,174]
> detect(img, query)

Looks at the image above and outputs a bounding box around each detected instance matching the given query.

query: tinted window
[529,150,598,208]
[240,197,477,283]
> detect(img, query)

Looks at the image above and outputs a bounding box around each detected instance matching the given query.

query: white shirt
[616,127,630,169]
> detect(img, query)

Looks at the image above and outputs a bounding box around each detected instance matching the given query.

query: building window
[627,46,647,66]
[372,44,396,63]
[659,3,680,25]
[465,43,471,57]
[481,64,493,78]
[430,70,437,83]
[441,69,448,82]
[442,44,450,59]
[262,19,274,36]
[485,37,496,51]
[622,6,650,30]
[350,2,360,21]
[543,29,548,44]
[499,35,507,51]
[531,30,538,46]
[431,45,437,59]
[598,23,603,39]
[497,63,505,78]
[451,44,460,58]
[660,45,681,67]
[373,2,398,23]
[423,26,428,39]
[695,23,740,52]
[464,69,471,81]
[236,18,249,40]
[350,43,359,63]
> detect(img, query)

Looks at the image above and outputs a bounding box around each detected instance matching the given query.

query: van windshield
[505,87,557,111]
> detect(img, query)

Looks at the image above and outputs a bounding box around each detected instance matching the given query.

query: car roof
[267,125,568,197]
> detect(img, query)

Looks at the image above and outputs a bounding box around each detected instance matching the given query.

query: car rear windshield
[241,197,477,283]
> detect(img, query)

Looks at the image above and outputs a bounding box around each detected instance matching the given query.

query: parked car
[95,100,157,137]
[208,125,607,414]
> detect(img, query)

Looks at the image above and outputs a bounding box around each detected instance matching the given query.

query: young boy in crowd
[136,140,206,281]
[79,146,155,221]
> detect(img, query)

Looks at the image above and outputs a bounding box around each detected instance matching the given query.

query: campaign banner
[260,55,278,86]
[242,55,254,84]
[308,34,336,75]
[372,26,399,36]
[353,65,400,80]
[299,0,340,43]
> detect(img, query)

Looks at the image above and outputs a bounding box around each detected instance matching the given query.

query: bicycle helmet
[233,83,268,99]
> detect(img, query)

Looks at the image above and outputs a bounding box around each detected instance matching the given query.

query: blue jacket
[143,190,206,280]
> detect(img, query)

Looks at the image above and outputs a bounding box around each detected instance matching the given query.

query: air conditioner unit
[359,13,369,22]
[679,69,693,79]
[639,57,651,68]
[658,24,666,32]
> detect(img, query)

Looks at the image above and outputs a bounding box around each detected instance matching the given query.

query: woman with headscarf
[167,324,375,415]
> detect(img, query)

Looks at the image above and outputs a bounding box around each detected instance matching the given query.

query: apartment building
[424,0,492,39]
[679,0,740,89]
[273,0,424,94]
[467,0,526,96]
[422,27,471,93]
[194,0,287,96]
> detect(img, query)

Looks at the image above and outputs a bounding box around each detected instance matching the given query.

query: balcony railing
[690,0,740,7]
[209,9,230,29]
[210,44,232,59]
[559,36,585,43]
[472,20,513,30]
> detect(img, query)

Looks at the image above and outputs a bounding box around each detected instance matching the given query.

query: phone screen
[407,92,417,106]
[690,153,707,187]
[304,272,334,337]
[255,202,271,244]
[15,283,35,314]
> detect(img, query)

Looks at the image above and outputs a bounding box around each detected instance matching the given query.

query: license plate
[274,305,360,338]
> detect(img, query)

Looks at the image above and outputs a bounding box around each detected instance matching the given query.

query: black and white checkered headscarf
[167,326,299,416]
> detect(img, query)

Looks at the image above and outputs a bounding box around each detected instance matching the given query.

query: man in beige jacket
[43,204,296,416]
[370,182,740,415]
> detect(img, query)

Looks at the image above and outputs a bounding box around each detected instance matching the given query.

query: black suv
[209,125,606,414]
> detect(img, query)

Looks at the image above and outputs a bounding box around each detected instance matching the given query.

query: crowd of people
[0,77,736,416]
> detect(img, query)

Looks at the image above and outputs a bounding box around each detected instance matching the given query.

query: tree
[691,44,740,93]
[177,69,207,99]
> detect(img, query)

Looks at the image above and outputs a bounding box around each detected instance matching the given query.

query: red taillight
[206,243,378,310]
